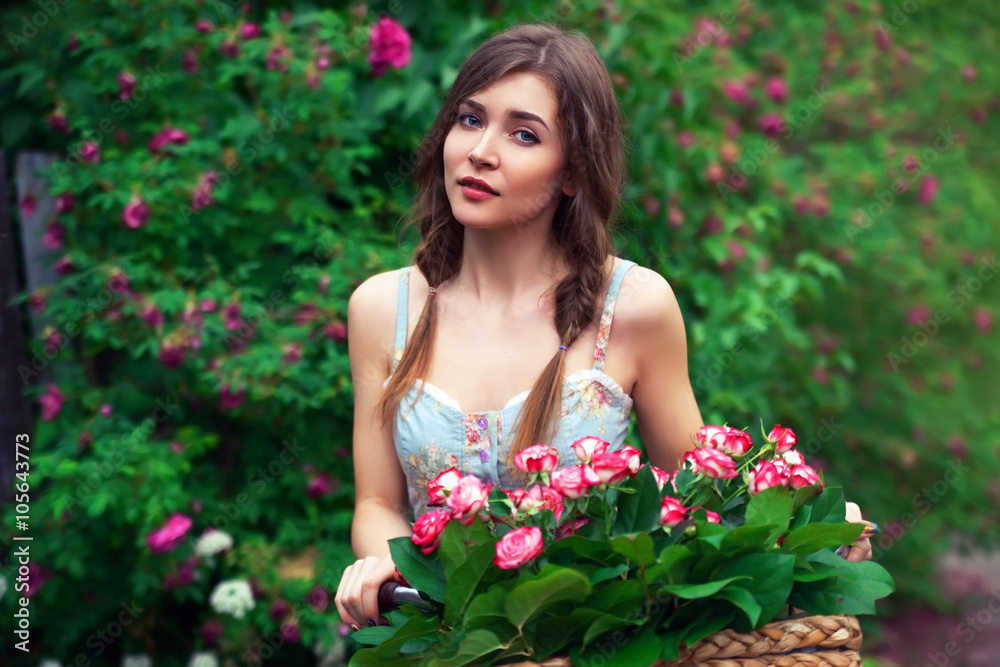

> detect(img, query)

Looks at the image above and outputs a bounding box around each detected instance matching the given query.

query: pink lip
[459,185,498,200]
[458,176,499,197]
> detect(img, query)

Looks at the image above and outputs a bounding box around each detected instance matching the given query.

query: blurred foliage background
[1,0,997,665]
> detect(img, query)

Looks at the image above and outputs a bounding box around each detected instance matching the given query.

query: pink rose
[767,425,798,454]
[765,77,788,104]
[698,425,753,456]
[660,496,687,528]
[427,467,462,507]
[514,444,560,473]
[219,383,245,410]
[649,465,673,491]
[617,445,642,474]
[781,450,805,467]
[123,196,150,229]
[48,111,69,134]
[368,17,412,76]
[747,460,786,495]
[39,384,65,421]
[550,464,601,499]
[494,526,544,569]
[539,485,563,522]
[508,485,543,514]
[788,464,823,491]
[772,458,792,480]
[411,509,450,555]
[42,220,66,249]
[56,192,75,214]
[685,447,738,479]
[918,175,939,206]
[148,127,190,154]
[80,141,101,163]
[693,507,722,524]
[117,71,137,99]
[571,436,609,463]
[241,22,261,40]
[590,451,631,485]
[147,513,193,554]
[446,475,490,525]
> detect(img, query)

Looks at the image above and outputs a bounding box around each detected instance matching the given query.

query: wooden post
[0,149,34,503]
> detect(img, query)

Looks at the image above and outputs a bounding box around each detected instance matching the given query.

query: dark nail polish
[366,618,376,626]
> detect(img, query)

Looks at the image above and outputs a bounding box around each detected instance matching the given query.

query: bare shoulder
[347,268,409,375]
[614,262,683,331]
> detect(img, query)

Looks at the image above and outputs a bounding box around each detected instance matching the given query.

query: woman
[335,23,872,630]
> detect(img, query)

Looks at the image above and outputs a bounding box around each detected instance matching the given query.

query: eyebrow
[462,99,550,132]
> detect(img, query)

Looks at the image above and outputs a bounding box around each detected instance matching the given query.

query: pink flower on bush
[721,80,752,106]
[184,49,199,73]
[918,175,939,205]
[99,403,112,417]
[767,424,798,454]
[514,444,560,473]
[123,196,150,229]
[660,496,687,528]
[698,425,753,456]
[509,485,543,514]
[48,111,69,134]
[148,127,190,154]
[28,292,46,315]
[788,464,823,491]
[571,436,609,463]
[305,584,329,613]
[368,17,412,76]
[20,193,37,218]
[158,343,185,368]
[23,563,49,597]
[220,41,240,58]
[427,466,462,506]
[325,322,348,342]
[55,192,75,214]
[39,384,64,421]
[280,619,301,643]
[162,555,199,590]
[201,618,223,646]
[446,475,490,525]
[746,460,786,495]
[307,471,337,499]
[782,450,805,467]
[617,445,642,473]
[975,309,992,333]
[117,71,137,99]
[42,220,66,249]
[80,141,100,163]
[494,526,544,570]
[54,255,75,275]
[539,485,563,521]
[195,20,212,32]
[269,598,290,621]
[550,464,601,499]
[241,22,262,40]
[765,77,788,104]
[758,113,786,138]
[684,447,738,479]
[906,305,930,325]
[411,509,450,554]
[147,513,193,554]
[220,383,245,410]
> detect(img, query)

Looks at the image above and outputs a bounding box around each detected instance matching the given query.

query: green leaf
[682,609,736,646]
[716,586,763,627]
[720,524,781,554]
[781,523,863,554]
[808,486,847,524]
[505,565,592,630]
[611,533,656,567]
[573,625,661,667]
[717,554,795,629]
[789,549,895,615]
[425,628,508,667]
[692,521,728,549]
[586,578,646,616]
[590,563,630,585]
[612,465,661,536]
[657,576,748,600]
[370,614,442,659]
[348,649,423,666]
[744,485,793,530]
[443,538,497,626]
[647,544,694,583]
[465,584,512,628]
[349,625,398,646]
[388,537,446,603]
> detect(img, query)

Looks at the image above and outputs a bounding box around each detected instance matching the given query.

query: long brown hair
[377,24,624,478]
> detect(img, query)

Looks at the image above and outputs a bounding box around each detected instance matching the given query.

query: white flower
[187,652,218,667]
[209,579,255,619]
[122,655,152,667]
[194,529,233,558]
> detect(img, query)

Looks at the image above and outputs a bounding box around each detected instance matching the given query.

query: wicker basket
[506,612,862,667]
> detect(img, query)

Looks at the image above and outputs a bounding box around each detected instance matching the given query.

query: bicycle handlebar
[378,581,433,613]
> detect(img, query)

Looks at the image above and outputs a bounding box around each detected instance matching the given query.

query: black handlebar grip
[378,581,399,614]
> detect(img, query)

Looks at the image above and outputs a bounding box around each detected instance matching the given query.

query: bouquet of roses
[348,423,894,666]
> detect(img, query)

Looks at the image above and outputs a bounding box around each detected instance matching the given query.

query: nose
[467,132,499,169]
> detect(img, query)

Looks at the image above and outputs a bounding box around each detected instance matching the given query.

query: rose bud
[427,466,462,507]
[617,445,642,474]
[56,192,75,214]
[767,425,798,454]
[241,23,261,40]
[765,77,788,104]
[48,111,69,134]
[493,526,544,570]
[590,451,631,485]
[410,509,450,554]
[514,444,560,473]
[550,464,601,499]
[571,436,609,463]
[117,71,137,99]
[445,475,490,525]
[649,465,673,491]
[508,486,543,515]
[685,447,738,479]
[80,141,101,163]
[781,450,805,467]
[539,485,563,522]
[746,460,787,495]
[788,464,823,491]
[219,384,245,410]
[660,496,688,528]
[123,196,150,229]
[691,507,722,524]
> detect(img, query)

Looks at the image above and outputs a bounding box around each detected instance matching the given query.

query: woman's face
[442,72,574,230]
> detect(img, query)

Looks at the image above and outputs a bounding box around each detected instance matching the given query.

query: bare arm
[347,271,413,555]
[623,268,705,472]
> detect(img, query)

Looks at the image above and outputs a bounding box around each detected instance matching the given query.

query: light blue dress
[387,260,637,518]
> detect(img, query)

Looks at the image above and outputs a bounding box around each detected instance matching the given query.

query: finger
[846,538,872,562]
[335,564,356,625]
[344,561,370,626]
[360,559,386,626]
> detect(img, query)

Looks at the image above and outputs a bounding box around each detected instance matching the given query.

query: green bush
[1,0,997,663]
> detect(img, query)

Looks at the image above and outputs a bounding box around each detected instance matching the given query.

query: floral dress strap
[392,267,412,372]
[592,259,637,372]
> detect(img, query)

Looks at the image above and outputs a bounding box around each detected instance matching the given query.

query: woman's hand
[843,501,873,562]
[335,554,399,628]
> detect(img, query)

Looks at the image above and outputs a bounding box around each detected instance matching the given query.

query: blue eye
[514,129,539,144]
[459,113,481,127]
